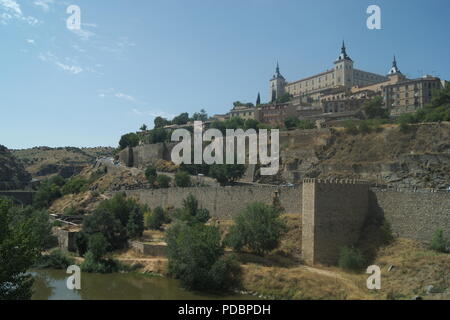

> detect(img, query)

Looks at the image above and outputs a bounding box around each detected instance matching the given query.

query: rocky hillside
[12,146,115,179]
[0,145,32,190]
[265,122,450,189]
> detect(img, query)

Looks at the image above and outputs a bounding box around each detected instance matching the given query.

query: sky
[1,0,449,149]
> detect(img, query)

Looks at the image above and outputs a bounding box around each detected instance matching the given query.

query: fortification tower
[269,62,287,102]
[333,41,354,88]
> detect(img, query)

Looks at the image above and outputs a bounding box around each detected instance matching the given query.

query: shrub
[61,178,88,195]
[173,195,210,224]
[81,251,119,273]
[145,166,157,185]
[209,164,245,185]
[156,174,171,188]
[35,249,75,269]
[429,229,448,253]
[118,132,139,150]
[225,203,286,255]
[148,207,166,230]
[165,221,239,291]
[88,233,108,260]
[338,246,365,272]
[33,181,62,208]
[175,171,191,187]
[344,121,359,135]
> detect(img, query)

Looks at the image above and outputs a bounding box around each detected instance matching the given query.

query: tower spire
[337,40,351,61]
[388,54,401,75]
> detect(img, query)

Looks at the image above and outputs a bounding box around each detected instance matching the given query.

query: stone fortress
[223,42,447,127]
[119,178,450,265]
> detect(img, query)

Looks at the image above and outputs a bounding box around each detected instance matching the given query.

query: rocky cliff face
[260,122,450,189]
[0,145,32,190]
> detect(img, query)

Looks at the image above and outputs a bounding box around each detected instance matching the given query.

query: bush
[165,221,239,291]
[145,166,157,185]
[225,203,286,256]
[156,174,171,188]
[118,132,139,150]
[33,181,62,208]
[81,251,120,273]
[61,178,88,195]
[173,195,210,224]
[429,229,448,253]
[148,207,166,230]
[88,233,108,260]
[175,171,191,187]
[338,246,365,272]
[209,164,245,185]
[35,249,75,269]
[344,121,359,135]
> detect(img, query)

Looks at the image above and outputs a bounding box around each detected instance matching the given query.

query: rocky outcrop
[0,145,32,190]
[273,122,450,189]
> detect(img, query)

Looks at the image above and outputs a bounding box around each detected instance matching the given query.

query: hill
[0,145,32,190]
[11,146,115,179]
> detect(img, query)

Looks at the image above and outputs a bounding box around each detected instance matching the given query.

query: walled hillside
[275,122,450,189]
[0,145,32,190]
[12,146,115,179]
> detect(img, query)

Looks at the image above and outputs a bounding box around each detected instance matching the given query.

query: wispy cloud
[132,108,176,119]
[0,0,39,25]
[26,39,35,45]
[38,51,84,75]
[34,0,54,12]
[98,88,147,105]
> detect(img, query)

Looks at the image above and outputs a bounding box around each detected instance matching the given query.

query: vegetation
[429,229,448,253]
[145,166,157,185]
[147,207,166,230]
[35,249,75,269]
[156,174,171,188]
[118,132,139,150]
[78,193,144,256]
[225,203,286,256]
[0,197,54,300]
[174,171,191,187]
[166,221,239,291]
[284,117,315,130]
[33,180,63,209]
[173,195,210,225]
[338,246,365,272]
[61,177,88,195]
[363,96,389,119]
[209,164,245,185]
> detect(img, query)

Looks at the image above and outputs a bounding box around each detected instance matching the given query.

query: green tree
[192,109,208,122]
[225,203,286,255]
[145,166,157,185]
[88,233,108,260]
[148,207,166,230]
[118,132,139,150]
[33,181,62,209]
[284,116,298,130]
[154,116,170,129]
[126,208,144,239]
[156,174,171,188]
[209,164,245,185]
[430,229,448,253]
[61,178,88,195]
[173,195,210,225]
[0,198,45,300]
[140,124,148,131]
[175,171,191,187]
[172,112,190,125]
[165,221,239,291]
[363,96,389,119]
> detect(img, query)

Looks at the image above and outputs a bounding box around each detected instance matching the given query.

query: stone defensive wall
[123,185,302,219]
[118,142,177,168]
[371,189,450,244]
[301,179,370,265]
[116,181,450,265]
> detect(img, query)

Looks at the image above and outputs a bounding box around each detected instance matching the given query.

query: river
[31,270,257,300]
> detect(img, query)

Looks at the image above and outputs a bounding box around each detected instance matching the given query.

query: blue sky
[1,0,449,149]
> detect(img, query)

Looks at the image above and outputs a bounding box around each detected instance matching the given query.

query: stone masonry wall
[302,179,369,265]
[124,185,302,219]
[372,189,450,243]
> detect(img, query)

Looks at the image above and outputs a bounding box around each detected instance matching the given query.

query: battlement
[303,178,369,185]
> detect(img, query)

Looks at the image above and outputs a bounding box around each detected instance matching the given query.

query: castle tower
[269,62,286,102]
[333,41,354,88]
[387,55,406,83]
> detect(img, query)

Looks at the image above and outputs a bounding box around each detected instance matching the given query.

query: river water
[31,270,257,300]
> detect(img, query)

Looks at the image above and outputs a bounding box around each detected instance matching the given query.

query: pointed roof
[272,61,285,80]
[388,55,401,75]
[336,40,352,62]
